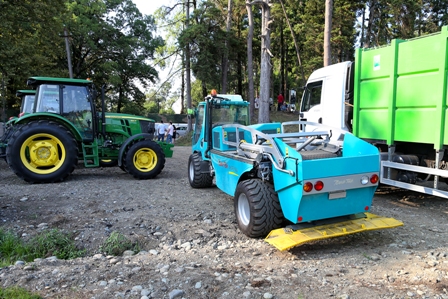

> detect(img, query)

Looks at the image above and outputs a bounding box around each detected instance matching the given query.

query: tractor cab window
[36,84,60,113]
[21,95,35,114]
[300,81,323,112]
[63,85,93,140]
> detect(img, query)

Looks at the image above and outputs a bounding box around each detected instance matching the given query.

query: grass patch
[0,286,42,299]
[0,229,85,266]
[100,231,139,256]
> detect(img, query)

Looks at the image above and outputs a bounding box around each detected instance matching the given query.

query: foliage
[100,231,139,256]
[0,286,42,299]
[0,229,85,266]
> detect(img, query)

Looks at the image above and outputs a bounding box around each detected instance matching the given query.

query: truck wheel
[124,140,165,179]
[234,179,284,238]
[6,120,78,183]
[188,153,213,188]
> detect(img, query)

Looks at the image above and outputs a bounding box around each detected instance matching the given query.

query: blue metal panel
[211,152,254,196]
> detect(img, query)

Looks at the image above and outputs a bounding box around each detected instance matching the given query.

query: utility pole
[64,27,73,79]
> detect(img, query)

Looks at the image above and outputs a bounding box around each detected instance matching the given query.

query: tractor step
[265,212,403,251]
[82,141,99,167]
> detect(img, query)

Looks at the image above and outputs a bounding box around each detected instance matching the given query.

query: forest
[1,0,447,120]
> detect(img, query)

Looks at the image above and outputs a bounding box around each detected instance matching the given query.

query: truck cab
[299,61,354,133]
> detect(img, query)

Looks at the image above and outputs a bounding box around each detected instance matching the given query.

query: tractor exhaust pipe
[101,85,106,138]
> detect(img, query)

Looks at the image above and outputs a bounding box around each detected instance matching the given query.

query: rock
[169,289,184,299]
[264,293,274,299]
[19,197,28,202]
[195,281,202,289]
[123,250,135,257]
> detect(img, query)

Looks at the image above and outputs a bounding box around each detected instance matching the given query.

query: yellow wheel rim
[133,148,157,172]
[20,133,66,174]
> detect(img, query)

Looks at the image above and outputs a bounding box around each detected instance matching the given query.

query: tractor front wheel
[188,153,213,188]
[6,120,78,183]
[234,179,284,238]
[124,140,165,179]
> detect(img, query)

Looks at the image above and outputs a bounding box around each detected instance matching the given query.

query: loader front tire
[188,153,213,188]
[234,179,284,238]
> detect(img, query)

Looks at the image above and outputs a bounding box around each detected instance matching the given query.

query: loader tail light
[370,174,379,184]
[303,182,313,192]
[314,181,324,191]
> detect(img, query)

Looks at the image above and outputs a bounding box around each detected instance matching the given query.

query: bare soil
[1,146,448,299]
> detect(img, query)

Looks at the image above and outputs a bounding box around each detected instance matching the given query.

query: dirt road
[0,146,448,299]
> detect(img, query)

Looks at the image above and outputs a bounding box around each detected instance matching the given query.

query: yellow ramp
[265,213,403,251]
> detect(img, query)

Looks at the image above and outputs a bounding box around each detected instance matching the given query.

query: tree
[65,0,163,113]
[257,0,272,124]
[0,0,67,117]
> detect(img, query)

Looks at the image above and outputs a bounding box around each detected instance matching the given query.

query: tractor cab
[16,90,36,117]
[28,77,95,141]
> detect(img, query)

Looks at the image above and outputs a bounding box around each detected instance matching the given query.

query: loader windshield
[211,103,249,126]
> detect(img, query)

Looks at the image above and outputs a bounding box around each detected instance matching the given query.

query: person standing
[277,93,284,111]
[157,120,166,142]
[166,121,174,144]
[172,124,177,143]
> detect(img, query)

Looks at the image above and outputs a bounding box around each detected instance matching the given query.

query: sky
[132,0,173,16]
[132,0,183,113]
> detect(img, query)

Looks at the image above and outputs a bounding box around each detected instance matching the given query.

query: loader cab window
[300,81,323,112]
[193,105,205,144]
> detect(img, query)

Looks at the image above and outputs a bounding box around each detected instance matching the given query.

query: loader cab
[299,61,354,132]
[28,77,96,141]
[192,92,249,160]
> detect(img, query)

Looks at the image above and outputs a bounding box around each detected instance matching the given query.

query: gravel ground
[1,145,448,299]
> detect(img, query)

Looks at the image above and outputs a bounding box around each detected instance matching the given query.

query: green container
[158,142,174,158]
[353,26,448,149]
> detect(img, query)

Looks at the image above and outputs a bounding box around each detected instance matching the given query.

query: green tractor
[0,90,36,154]
[0,77,170,183]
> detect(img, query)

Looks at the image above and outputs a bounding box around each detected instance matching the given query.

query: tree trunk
[365,0,375,48]
[324,0,333,67]
[221,0,232,94]
[246,0,255,122]
[278,0,305,86]
[186,1,193,131]
[258,0,271,124]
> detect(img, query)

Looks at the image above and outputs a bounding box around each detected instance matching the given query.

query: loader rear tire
[188,153,213,188]
[234,179,284,238]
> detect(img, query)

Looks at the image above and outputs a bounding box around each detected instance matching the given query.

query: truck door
[299,81,323,124]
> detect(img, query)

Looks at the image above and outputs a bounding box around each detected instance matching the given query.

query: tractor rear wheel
[188,153,213,188]
[6,120,78,183]
[234,179,284,238]
[124,140,165,179]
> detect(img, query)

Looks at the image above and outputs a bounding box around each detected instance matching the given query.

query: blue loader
[188,92,403,251]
